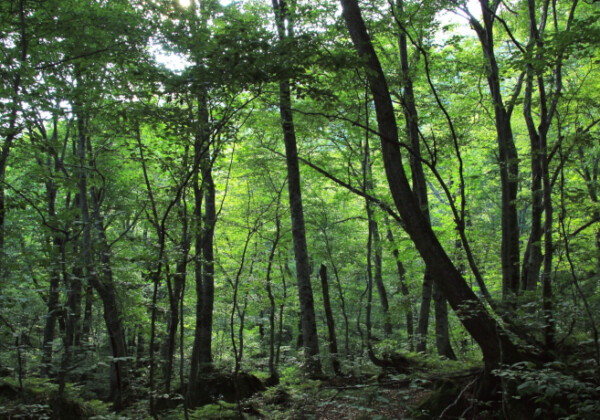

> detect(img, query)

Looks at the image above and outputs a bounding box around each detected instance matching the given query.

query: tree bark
[433,283,457,360]
[272,0,322,377]
[75,108,129,409]
[266,190,283,384]
[416,269,432,353]
[470,0,521,299]
[319,264,342,376]
[188,91,213,401]
[386,226,414,351]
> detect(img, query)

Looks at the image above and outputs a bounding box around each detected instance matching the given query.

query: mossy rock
[188,371,265,408]
[0,378,106,420]
[415,378,464,419]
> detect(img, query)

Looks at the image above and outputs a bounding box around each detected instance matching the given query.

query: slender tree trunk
[323,227,350,355]
[416,269,432,353]
[319,264,342,375]
[433,284,457,359]
[386,226,414,351]
[199,158,216,365]
[76,108,129,409]
[81,284,94,346]
[470,0,521,299]
[266,197,282,384]
[361,88,393,340]
[41,236,63,377]
[395,0,452,355]
[188,91,213,401]
[272,0,322,377]
[161,257,188,392]
[372,221,392,337]
[275,261,289,368]
[161,195,189,393]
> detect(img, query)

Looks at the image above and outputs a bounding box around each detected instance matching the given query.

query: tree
[271,0,322,377]
[339,0,522,373]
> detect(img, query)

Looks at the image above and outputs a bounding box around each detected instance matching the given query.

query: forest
[0,0,599,418]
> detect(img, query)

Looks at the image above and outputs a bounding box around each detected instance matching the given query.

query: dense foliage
[0,0,599,418]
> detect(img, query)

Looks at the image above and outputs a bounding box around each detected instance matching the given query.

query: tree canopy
[1,0,599,418]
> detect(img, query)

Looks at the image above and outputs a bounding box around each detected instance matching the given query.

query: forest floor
[249,375,430,419]
[3,348,599,419]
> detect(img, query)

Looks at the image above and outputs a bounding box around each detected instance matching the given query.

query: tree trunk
[199,158,216,365]
[76,109,129,409]
[416,269,433,353]
[266,196,282,384]
[372,221,392,337]
[81,284,94,346]
[340,0,523,371]
[0,0,28,280]
[272,0,322,377]
[41,237,63,377]
[470,0,521,299]
[433,283,457,360]
[319,264,342,375]
[386,226,414,351]
[188,90,215,403]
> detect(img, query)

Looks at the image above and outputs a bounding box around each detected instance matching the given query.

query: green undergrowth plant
[494,360,600,419]
[0,376,112,419]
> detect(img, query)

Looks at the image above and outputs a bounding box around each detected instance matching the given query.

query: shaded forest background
[1,0,599,418]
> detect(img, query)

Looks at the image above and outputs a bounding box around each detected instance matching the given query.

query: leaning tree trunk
[271,0,322,377]
[340,0,523,372]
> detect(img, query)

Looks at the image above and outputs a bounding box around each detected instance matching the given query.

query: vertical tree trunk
[416,270,432,353]
[76,108,129,409]
[372,221,392,337]
[188,90,215,402]
[81,284,94,345]
[266,194,283,384]
[272,0,322,377]
[470,0,521,299]
[319,264,342,375]
[41,235,64,377]
[386,226,414,351]
[323,225,350,355]
[433,284,457,359]
[161,193,189,393]
[361,90,393,340]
